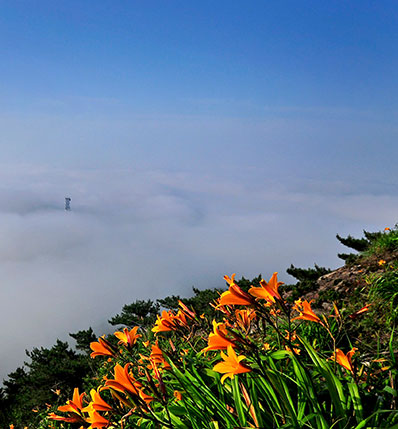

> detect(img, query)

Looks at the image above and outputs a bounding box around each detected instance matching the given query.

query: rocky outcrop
[297,250,398,312]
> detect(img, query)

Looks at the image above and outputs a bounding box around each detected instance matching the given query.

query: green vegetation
[284,264,331,302]
[0,340,91,428]
[2,226,398,428]
[336,225,398,264]
[109,299,160,329]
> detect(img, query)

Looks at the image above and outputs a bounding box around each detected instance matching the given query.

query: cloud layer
[1,164,396,382]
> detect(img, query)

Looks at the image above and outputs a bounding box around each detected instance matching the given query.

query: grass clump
[366,262,398,325]
[364,226,398,256]
[337,225,398,264]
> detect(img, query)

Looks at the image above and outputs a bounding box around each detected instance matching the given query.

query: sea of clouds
[1,164,397,382]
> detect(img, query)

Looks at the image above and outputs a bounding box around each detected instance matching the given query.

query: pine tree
[109,299,160,328]
[285,264,331,301]
[336,234,369,252]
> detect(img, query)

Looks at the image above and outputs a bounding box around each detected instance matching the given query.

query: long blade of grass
[299,336,347,427]
[169,360,238,426]
[347,382,363,423]
[232,375,247,427]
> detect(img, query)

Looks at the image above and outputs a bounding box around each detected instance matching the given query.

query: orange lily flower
[81,389,113,413]
[152,309,189,333]
[235,308,256,333]
[105,363,142,396]
[173,309,188,328]
[114,326,141,347]
[213,345,251,384]
[152,310,176,333]
[224,273,236,285]
[218,273,254,307]
[178,300,196,319]
[348,304,371,319]
[58,387,85,414]
[138,388,154,404]
[218,275,255,307]
[331,348,357,374]
[139,341,171,370]
[174,390,183,401]
[249,272,283,304]
[149,341,171,369]
[284,330,300,354]
[90,336,114,359]
[378,259,386,266]
[285,346,301,355]
[49,388,86,424]
[291,299,321,324]
[85,407,110,429]
[202,320,236,353]
[48,412,84,423]
[178,307,190,321]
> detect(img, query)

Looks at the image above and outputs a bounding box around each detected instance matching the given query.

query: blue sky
[1,1,397,118]
[0,1,397,177]
[0,1,397,381]
[1,1,396,105]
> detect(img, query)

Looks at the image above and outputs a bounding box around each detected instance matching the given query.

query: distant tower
[65,197,71,211]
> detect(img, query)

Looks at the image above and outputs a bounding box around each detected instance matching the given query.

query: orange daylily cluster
[218,272,284,308]
[48,268,371,429]
[49,387,111,428]
[284,330,301,355]
[152,301,195,333]
[152,309,188,333]
[91,326,141,357]
[114,326,141,347]
[58,328,180,427]
[235,308,256,333]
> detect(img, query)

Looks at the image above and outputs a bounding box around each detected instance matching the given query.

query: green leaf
[270,350,290,360]
[383,385,398,396]
[347,382,363,423]
[232,375,246,427]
